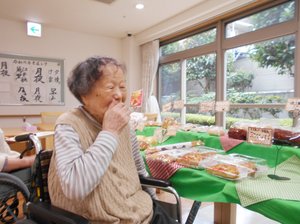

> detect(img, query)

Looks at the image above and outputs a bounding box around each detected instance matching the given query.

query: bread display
[273,128,300,146]
[206,163,240,180]
[289,132,300,146]
[207,126,226,136]
[146,153,176,163]
[228,128,247,140]
[273,128,293,141]
[240,161,257,177]
[162,117,177,129]
[176,152,203,167]
[136,135,158,150]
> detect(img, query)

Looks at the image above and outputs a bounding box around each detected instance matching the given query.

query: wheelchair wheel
[0,173,30,224]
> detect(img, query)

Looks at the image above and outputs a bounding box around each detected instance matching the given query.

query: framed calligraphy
[0,53,64,105]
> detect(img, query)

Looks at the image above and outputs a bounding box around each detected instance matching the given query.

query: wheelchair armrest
[27,201,89,224]
[139,175,171,188]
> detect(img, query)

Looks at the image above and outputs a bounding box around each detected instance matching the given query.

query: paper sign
[285,98,300,111]
[130,89,143,107]
[173,100,184,110]
[215,101,230,112]
[247,127,273,146]
[162,102,172,112]
[199,101,215,112]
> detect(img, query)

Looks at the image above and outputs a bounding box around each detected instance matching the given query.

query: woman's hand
[102,100,131,136]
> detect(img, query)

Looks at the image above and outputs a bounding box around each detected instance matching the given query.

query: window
[159,62,182,121]
[160,28,216,56]
[225,1,295,38]
[158,0,296,128]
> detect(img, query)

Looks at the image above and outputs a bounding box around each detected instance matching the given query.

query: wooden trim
[159,42,216,64]
[0,114,40,118]
[223,20,297,50]
[159,0,279,43]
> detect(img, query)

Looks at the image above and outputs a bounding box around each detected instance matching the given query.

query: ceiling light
[135,2,144,10]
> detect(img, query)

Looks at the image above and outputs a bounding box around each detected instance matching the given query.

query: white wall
[0,18,124,127]
[122,36,142,100]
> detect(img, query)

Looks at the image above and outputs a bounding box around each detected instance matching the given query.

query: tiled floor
[157,191,279,224]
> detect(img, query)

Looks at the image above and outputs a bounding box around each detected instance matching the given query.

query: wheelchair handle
[15,133,32,142]
[15,133,43,158]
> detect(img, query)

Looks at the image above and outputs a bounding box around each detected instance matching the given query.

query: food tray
[201,155,249,180]
[228,153,268,177]
[146,146,223,169]
[145,140,204,155]
[202,154,268,179]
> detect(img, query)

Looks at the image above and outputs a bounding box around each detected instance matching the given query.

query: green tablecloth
[137,127,300,224]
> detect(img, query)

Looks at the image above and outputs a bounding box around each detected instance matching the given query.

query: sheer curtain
[141,40,161,122]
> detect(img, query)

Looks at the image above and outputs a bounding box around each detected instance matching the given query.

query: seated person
[0,128,35,172]
[48,56,178,224]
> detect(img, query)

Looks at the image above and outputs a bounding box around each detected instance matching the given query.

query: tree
[186,54,216,94]
[249,1,295,76]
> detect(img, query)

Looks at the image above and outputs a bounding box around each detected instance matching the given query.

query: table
[137,127,300,224]
[3,128,54,154]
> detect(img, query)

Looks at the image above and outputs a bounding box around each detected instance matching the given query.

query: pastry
[147,153,176,163]
[206,163,239,179]
[273,128,293,141]
[176,152,203,167]
[240,161,257,177]
[289,132,300,146]
[207,126,225,136]
[228,128,247,140]
[200,151,217,158]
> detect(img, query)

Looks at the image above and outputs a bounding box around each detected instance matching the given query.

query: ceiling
[0,0,206,38]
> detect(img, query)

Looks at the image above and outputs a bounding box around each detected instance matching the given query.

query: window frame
[157,0,299,127]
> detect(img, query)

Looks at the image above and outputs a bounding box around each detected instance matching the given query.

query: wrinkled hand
[102,100,131,136]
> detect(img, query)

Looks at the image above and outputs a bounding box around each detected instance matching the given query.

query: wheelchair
[0,133,201,224]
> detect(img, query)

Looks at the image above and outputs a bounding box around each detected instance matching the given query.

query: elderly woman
[48,56,178,224]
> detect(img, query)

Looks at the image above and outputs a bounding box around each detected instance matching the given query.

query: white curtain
[141,40,159,115]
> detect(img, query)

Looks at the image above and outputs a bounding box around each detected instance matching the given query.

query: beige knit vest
[48,108,153,224]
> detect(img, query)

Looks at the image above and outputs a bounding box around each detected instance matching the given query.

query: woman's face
[82,64,127,123]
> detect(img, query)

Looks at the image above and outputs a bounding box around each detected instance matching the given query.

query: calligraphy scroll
[0,53,64,105]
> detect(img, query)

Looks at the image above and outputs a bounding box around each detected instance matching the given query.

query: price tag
[285,98,300,111]
[162,102,172,112]
[215,101,230,112]
[199,101,215,112]
[247,127,273,146]
[173,100,184,109]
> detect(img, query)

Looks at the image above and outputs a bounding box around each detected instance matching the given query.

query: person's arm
[54,124,118,200]
[130,128,157,199]
[1,155,35,172]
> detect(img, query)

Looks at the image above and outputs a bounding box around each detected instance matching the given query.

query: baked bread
[273,128,293,141]
[240,161,257,177]
[289,132,300,146]
[147,153,176,163]
[139,141,150,150]
[200,151,217,158]
[206,163,239,179]
[176,152,203,167]
[228,128,247,140]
